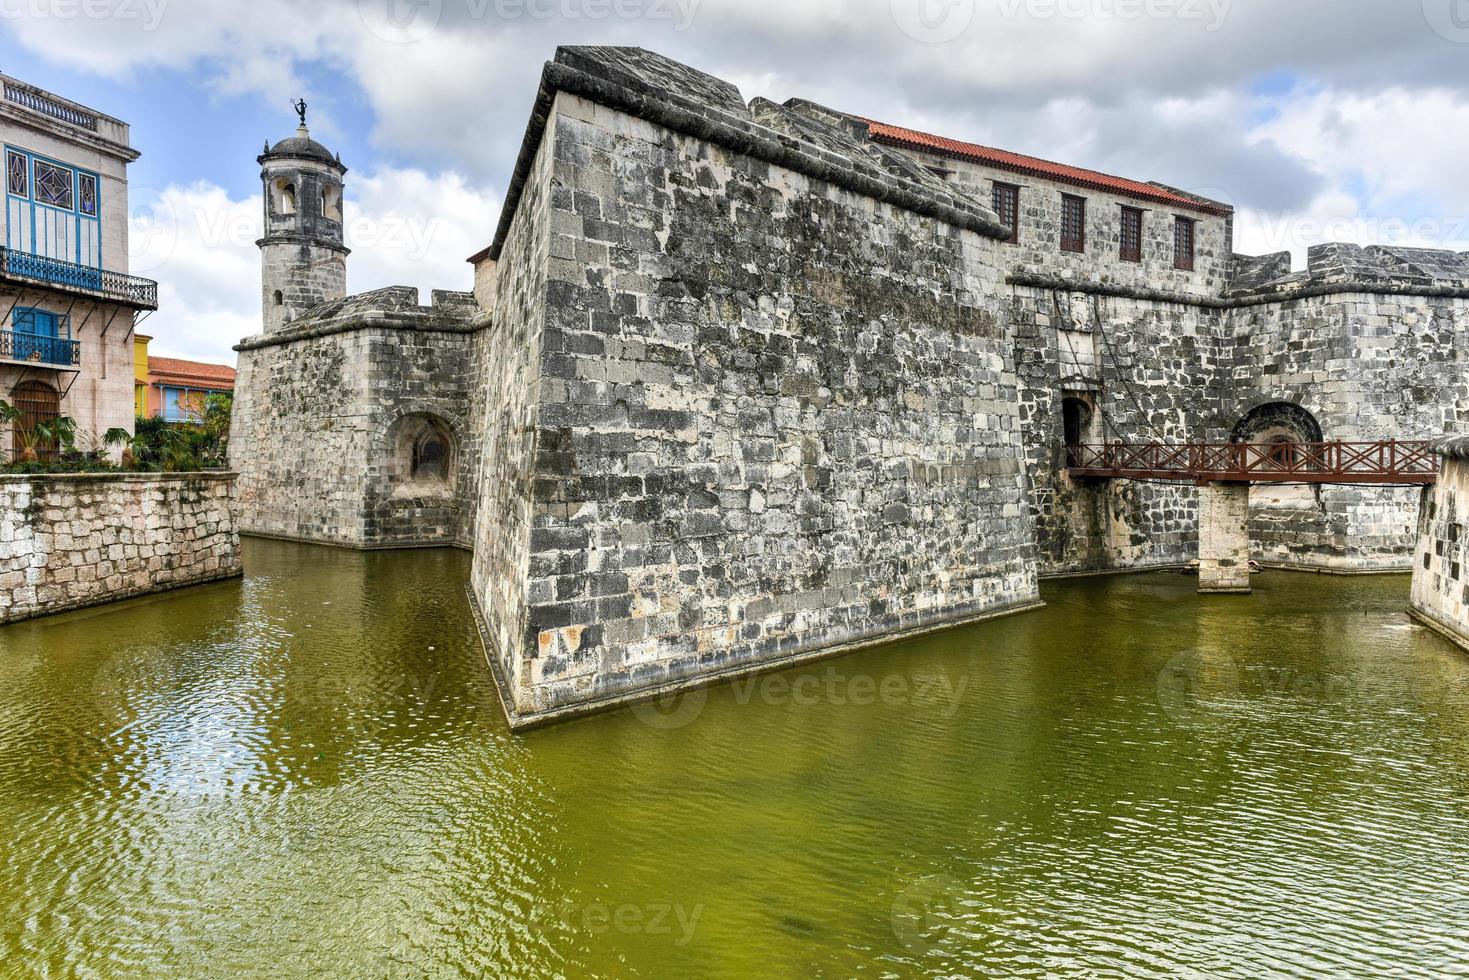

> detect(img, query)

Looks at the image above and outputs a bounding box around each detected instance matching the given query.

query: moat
[1,538,1467,976]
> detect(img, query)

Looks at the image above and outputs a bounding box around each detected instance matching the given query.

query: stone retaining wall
[0,472,241,624]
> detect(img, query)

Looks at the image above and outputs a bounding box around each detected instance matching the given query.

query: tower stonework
[257,117,349,333]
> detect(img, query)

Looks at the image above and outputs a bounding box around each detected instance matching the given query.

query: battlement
[1228,243,1469,300]
[235,286,480,351]
[474,45,1011,265]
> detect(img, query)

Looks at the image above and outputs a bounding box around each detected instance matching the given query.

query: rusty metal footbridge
[1066,440,1439,486]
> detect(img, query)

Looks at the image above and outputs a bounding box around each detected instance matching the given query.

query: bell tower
[257,99,349,333]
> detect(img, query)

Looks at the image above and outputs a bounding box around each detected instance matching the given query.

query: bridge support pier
[1198,481,1251,594]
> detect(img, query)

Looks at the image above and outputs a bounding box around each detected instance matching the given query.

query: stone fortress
[228,47,1469,728]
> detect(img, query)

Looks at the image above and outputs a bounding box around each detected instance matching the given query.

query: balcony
[0,327,80,369]
[0,247,158,310]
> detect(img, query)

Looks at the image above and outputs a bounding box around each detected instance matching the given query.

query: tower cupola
[257,99,349,333]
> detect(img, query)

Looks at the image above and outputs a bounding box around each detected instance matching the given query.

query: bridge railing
[1066,440,1438,485]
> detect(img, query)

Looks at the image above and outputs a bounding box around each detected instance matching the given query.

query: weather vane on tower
[292,98,307,127]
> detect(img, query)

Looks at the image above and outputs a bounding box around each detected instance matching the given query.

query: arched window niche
[272,178,297,216]
[389,413,456,492]
[321,182,343,222]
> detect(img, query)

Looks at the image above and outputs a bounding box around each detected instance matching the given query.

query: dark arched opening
[412,429,447,481]
[1230,401,1324,446]
[1062,397,1091,449]
[1231,401,1324,509]
[388,413,456,490]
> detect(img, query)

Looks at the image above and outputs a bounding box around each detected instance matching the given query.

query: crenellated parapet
[1228,243,1469,302]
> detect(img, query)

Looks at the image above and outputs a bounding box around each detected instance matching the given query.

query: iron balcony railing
[0,327,80,367]
[0,247,158,309]
[1066,440,1439,485]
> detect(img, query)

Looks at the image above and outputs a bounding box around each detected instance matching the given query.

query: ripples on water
[0,539,1467,977]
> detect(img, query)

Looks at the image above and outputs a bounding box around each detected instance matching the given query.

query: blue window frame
[162,386,185,421]
[3,144,102,270]
[160,386,225,423]
[10,306,73,365]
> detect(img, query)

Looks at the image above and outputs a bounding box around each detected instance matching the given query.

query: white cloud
[1230,87,1469,265]
[14,0,1468,317]
[130,168,498,363]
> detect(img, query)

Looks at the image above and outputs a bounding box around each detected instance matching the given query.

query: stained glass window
[78,172,97,216]
[6,151,26,197]
[34,159,73,210]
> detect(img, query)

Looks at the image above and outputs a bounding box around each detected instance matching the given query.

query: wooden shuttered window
[1174,216,1196,271]
[1060,195,1086,253]
[1120,206,1143,263]
[992,182,1020,244]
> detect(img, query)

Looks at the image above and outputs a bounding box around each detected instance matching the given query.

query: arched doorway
[10,380,59,461]
[1231,401,1323,508]
[1062,397,1092,449]
[390,413,456,489]
[1230,401,1323,447]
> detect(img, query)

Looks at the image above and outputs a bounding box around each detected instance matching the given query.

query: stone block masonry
[229,44,1469,728]
[1198,481,1251,593]
[230,287,482,549]
[470,48,1043,727]
[0,473,241,624]
[1410,438,1469,651]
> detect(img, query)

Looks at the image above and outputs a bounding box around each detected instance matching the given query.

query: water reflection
[0,539,1466,976]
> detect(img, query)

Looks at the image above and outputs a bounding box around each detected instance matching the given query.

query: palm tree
[103,427,135,468]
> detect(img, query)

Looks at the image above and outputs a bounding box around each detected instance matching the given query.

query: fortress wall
[486,91,1040,723]
[1009,288,1232,574]
[229,291,480,550]
[359,324,478,548]
[895,150,1233,301]
[885,146,1236,575]
[230,330,376,545]
[468,110,556,702]
[1231,292,1469,570]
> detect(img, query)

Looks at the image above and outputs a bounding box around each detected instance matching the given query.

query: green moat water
[2,538,1468,977]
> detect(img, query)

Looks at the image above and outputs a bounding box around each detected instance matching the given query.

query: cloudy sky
[4,0,1467,363]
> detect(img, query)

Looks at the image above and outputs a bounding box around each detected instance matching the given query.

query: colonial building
[0,74,156,458]
[138,350,236,422]
[230,48,1469,727]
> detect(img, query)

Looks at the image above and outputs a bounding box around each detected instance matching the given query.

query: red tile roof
[147,356,237,385]
[864,118,1232,217]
